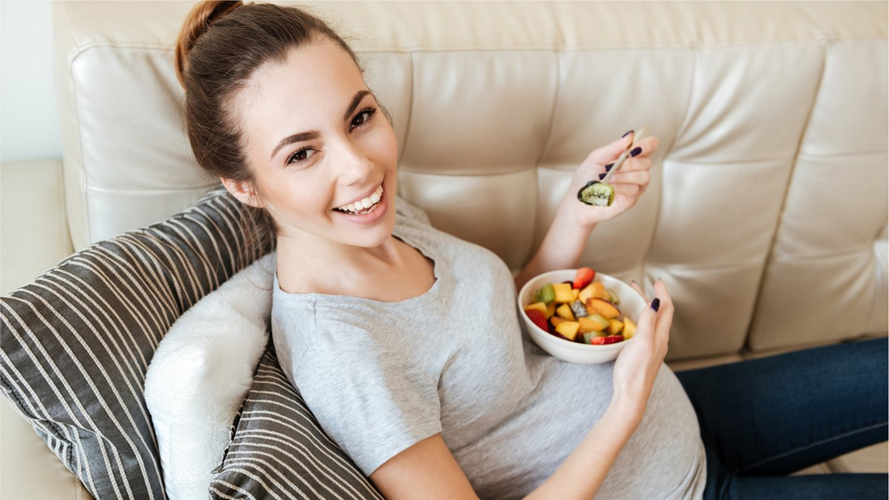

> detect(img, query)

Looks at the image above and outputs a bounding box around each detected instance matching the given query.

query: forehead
[235,38,365,142]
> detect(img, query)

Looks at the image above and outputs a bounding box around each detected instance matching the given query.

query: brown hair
[174,1,388,249]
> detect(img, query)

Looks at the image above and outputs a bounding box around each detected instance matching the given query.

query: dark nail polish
[605,163,614,171]
[622,130,633,138]
[598,173,606,179]
[630,147,643,157]
[651,298,660,312]
[631,280,636,284]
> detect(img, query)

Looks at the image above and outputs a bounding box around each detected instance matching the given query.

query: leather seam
[744,37,830,350]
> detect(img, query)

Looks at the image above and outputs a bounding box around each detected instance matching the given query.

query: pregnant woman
[174,2,888,498]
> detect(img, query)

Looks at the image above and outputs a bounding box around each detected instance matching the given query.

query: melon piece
[525,302,548,316]
[533,283,556,305]
[555,321,581,341]
[586,298,621,319]
[578,284,594,304]
[584,313,610,331]
[578,317,598,333]
[608,318,624,335]
[550,315,568,327]
[589,282,611,301]
[553,283,574,304]
[556,303,576,321]
[622,316,637,339]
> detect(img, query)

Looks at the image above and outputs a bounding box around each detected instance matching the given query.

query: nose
[334,138,375,186]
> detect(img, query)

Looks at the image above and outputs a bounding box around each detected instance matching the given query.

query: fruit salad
[523,267,637,345]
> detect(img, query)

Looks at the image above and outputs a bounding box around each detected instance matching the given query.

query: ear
[220,177,265,208]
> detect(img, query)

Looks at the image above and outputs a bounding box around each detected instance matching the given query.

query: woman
[174,2,888,498]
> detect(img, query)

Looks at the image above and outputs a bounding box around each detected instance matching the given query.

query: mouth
[332,181,384,215]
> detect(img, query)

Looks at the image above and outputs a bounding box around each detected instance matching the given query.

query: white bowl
[517,269,647,364]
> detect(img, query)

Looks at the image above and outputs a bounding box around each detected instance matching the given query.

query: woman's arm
[513,204,596,293]
[513,131,659,292]
[369,403,640,500]
[524,398,643,499]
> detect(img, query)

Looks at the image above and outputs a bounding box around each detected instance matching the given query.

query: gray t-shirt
[271,196,706,499]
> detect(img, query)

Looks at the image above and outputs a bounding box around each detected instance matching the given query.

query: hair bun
[174,0,244,90]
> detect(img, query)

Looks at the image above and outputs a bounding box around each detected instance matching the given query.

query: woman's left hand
[561,131,660,229]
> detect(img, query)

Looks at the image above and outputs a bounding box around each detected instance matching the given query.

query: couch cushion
[0,187,273,499]
[210,347,384,500]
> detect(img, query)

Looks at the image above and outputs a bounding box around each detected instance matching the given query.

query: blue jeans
[674,337,888,499]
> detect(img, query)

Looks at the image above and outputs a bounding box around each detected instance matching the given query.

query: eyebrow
[269,89,372,161]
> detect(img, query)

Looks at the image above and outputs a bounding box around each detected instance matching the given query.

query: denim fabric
[675,337,888,499]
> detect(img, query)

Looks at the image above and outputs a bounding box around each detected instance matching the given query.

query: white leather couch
[2,1,887,498]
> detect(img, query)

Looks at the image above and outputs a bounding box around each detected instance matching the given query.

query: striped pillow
[210,347,384,499]
[0,187,274,499]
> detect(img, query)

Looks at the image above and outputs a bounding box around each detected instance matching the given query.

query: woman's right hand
[610,279,674,421]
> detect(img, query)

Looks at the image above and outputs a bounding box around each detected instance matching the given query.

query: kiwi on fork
[577,126,650,207]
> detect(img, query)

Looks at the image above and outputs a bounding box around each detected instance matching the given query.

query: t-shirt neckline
[273,215,444,310]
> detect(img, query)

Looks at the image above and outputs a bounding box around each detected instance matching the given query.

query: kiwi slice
[577,180,615,207]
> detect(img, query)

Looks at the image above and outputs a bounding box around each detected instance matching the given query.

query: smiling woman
[170,2,700,499]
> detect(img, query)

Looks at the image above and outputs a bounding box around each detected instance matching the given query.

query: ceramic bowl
[517,269,647,364]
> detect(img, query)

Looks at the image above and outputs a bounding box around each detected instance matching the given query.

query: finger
[652,278,673,309]
[612,183,640,197]
[629,281,648,301]
[629,136,660,158]
[635,297,659,341]
[614,156,652,173]
[607,170,650,186]
[585,131,635,166]
[652,280,674,344]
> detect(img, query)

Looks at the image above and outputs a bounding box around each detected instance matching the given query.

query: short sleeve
[292,327,443,476]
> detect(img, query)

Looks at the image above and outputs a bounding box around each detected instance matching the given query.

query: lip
[333,180,384,211]
[333,185,388,225]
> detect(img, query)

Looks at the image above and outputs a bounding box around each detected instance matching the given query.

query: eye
[349,106,377,131]
[286,147,315,166]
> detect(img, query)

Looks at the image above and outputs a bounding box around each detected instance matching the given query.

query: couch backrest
[52,0,887,359]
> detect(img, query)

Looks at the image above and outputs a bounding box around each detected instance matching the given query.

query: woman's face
[232,37,398,251]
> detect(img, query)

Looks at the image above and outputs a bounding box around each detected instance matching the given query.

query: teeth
[337,185,384,213]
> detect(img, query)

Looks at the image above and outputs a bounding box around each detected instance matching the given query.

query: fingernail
[630,146,643,157]
[651,298,660,312]
[605,163,614,171]
[598,173,606,179]
[622,130,634,138]
[631,279,636,284]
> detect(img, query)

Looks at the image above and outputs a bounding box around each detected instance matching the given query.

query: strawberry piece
[525,309,548,332]
[573,267,595,289]
[589,335,624,345]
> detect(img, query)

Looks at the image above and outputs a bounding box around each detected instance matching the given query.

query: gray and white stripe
[210,348,385,500]
[1,188,273,499]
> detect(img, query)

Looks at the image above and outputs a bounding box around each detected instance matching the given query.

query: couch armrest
[1,159,74,295]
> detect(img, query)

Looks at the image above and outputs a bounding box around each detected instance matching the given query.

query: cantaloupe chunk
[586,298,621,319]
[555,321,581,341]
[556,303,576,321]
[589,282,611,301]
[578,317,598,333]
[525,302,548,316]
[553,283,574,304]
[622,316,637,339]
[550,315,568,327]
